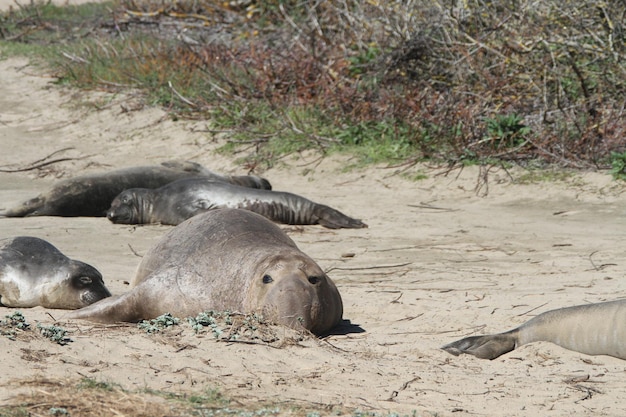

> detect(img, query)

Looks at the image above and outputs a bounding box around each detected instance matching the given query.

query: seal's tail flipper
[314,204,368,229]
[2,196,45,217]
[441,331,518,360]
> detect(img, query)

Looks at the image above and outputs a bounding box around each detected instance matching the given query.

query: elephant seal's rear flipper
[442,300,626,360]
[441,331,518,360]
[313,204,368,229]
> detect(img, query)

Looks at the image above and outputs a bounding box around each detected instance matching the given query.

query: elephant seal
[442,299,626,360]
[2,161,271,218]
[0,237,111,309]
[106,177,367,229]
[67,209,344,335]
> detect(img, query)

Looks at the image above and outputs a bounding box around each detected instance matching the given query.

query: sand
[0,52,625,416]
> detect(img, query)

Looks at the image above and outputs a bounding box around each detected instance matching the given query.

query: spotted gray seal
[442,299,626,360]
[0,237,111,309]
[2,161,271,218]
[106,177,367,229]
[67,209,344,335]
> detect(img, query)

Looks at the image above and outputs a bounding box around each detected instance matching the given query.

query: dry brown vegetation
[1,0,624,169]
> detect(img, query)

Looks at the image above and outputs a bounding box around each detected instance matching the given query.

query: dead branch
[326,262,412,273]
[0,148,91,173]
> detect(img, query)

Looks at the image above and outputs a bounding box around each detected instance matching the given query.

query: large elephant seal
[442,299,626,360]
[0,237,111,309]
[106,177,367,229]
[67,209,344,335]
[2,161,271,218]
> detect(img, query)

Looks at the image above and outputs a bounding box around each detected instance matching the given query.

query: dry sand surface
[0,54,625,416]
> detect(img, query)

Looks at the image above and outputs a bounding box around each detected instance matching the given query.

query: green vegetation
[0,311,30,340]
[610,151,626,181]
[0,0,624,171]
[515,169,575,184]
[187,310,279,342]
[484,114,531,149]
[137,312,180,333]
[0,312,76,345]
[77,377,120,391]
[36,323,72,345]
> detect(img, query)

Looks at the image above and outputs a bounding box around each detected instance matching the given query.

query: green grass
[0,1,112,51]
[77,377,120,392]
[333,120,418,168]
[610,152,626,181]
[515,169,575,184]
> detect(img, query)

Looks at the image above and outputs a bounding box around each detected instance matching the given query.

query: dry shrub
[3,0,622,167]
[115,0,623,166]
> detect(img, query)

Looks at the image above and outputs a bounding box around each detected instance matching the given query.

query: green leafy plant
[37,324,72,345]
[0,311,30,340]
[187,310,280,343]
[610,152,626,181]
[484,114,531,149]
[347,45,381,77]
[138,313,180,333]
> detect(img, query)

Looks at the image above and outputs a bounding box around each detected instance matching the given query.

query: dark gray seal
[0,236,111,309]
[106,177,367,229]
[442,299,626,360]
[67,209,343,335]
[2,161,271,218]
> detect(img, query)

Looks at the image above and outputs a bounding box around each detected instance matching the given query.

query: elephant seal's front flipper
[65,279,166,323]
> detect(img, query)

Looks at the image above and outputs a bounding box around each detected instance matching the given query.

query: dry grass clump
[1,377,180,416]
[1,377,337,416]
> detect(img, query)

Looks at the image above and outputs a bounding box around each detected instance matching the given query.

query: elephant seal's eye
[262,274,273,284]
[78,276,93,286]
[308,276,321,285]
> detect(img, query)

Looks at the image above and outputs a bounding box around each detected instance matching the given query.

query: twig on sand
[587,250,618,271]
[386,376,421,401]
[408,203,459,212]
[127,243,142,258]
[0,148,90,173]
[326,262,412,273]
[319,338,350,352]
[516,302,549,317]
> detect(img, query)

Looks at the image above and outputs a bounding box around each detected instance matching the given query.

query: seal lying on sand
[442,299,626,360]
[2,161,271,218]
[0,237,111,309]
[67,209,344,335]
[106,177,367,229]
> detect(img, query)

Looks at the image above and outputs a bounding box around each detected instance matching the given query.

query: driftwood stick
[0,148,89,173]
